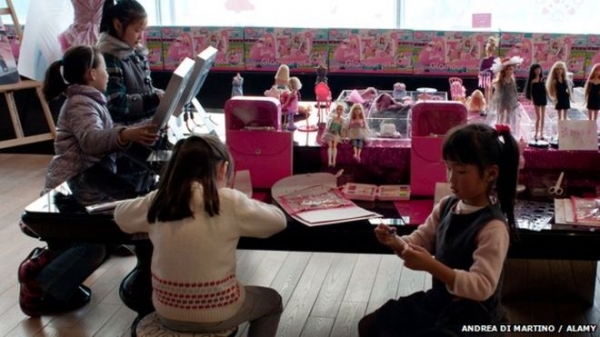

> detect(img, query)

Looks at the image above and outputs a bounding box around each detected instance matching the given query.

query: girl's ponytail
[494,126,519,232]
[99,0,115,34]
[43,60,68,102]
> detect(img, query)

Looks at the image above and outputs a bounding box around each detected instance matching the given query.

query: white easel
[0,0,56,149]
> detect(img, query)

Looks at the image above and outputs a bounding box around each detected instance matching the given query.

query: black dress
[586,82,600,110]
[531,81,547,106]
[555,81,570,110]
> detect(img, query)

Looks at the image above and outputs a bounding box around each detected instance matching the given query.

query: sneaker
[18,248,54,285]
[19,247,53,317]
[20,285,92,317]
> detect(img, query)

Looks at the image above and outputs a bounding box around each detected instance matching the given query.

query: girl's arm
[401,219,508,301]
[114,190,158,234]
[229,189,287,238]
[447,220,509,301]
[104,54,161,124]
[68,100,123,155]
[385,196,449,254]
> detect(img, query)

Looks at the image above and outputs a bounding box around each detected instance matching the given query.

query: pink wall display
[328,28,412,74]
[192,27,244,71]
[162,26,195,70]
[412,31,487,76]
[501,32,587,79]
[585,35,600,79]
[244,27,328,72]
[145,27,163,71]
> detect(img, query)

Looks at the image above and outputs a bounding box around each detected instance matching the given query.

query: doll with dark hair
[315,64,328,85]
[525,63,549,146]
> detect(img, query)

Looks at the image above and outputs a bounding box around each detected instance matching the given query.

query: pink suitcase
[225,96,282,132]
[410,102,467,196]
[225,97,291,189]
[227,130,293,189]
[411,101,467,137]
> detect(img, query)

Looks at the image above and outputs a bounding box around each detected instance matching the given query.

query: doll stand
[528,139,550,149]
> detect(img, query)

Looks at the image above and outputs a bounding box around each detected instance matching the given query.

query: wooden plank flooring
[0,154,599,336]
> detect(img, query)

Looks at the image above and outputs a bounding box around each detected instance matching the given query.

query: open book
[272,173,381,227]
[554,197,600,227]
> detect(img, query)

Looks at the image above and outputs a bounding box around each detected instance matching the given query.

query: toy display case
[410,88,448,101]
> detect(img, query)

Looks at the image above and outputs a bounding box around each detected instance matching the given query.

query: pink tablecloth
[320,141,600,194]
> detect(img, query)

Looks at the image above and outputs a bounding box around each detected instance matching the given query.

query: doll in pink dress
[346,103,369,162]
[479,36,498,116]
[281,77,302,131]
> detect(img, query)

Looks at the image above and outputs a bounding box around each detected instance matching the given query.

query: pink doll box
[162,26,196,71]
[192,27,245,70]
[244,27,280,71]
[224,96,282,131]
[145,27,164,71]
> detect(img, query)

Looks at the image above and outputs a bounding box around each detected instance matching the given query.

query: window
[12,0,596,34]
[400,0,597,34]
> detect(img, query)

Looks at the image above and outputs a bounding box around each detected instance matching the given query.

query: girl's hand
[155,89,165,101]
[120,125,159,146]
[400,244,434,272]
[374,224,405,253]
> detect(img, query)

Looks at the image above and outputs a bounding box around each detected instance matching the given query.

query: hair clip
[495,124,511,133]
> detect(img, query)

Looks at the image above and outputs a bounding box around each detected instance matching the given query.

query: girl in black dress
[584,63,600,121]
[545,61,570,121]
[525,63,548,141]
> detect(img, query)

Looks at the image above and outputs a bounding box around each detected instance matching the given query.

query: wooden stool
[0,80,56,149]
[132,312,238,337]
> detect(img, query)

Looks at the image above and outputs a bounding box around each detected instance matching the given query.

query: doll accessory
[347,90,365,104]
[491,56,523,74]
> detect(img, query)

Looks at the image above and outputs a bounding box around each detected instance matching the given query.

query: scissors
[548,172,564,196]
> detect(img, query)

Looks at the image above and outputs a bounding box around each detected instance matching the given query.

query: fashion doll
[231,73,243,97]
[315,64,328,85]
[346,103,369,163]
[584,63,600,121]
[479,36,498,116]
[321,103,346,167]
[491,56,523,129]
[264,64,290,99]
[392,82,407,100]
[466,89,486,115]
[281,76,301,131]
[524,63,548,144]
[546,61,571,121]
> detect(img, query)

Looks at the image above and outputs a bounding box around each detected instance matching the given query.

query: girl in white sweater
[115,135,286,336]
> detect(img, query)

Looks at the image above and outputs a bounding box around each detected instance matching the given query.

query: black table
[20,166,600,314]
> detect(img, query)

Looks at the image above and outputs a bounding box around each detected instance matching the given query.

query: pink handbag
[227,130,293,189]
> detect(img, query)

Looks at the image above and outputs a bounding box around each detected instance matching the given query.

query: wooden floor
[0,154,599,337]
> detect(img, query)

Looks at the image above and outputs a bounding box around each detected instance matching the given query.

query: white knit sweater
[114,183,286,322]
